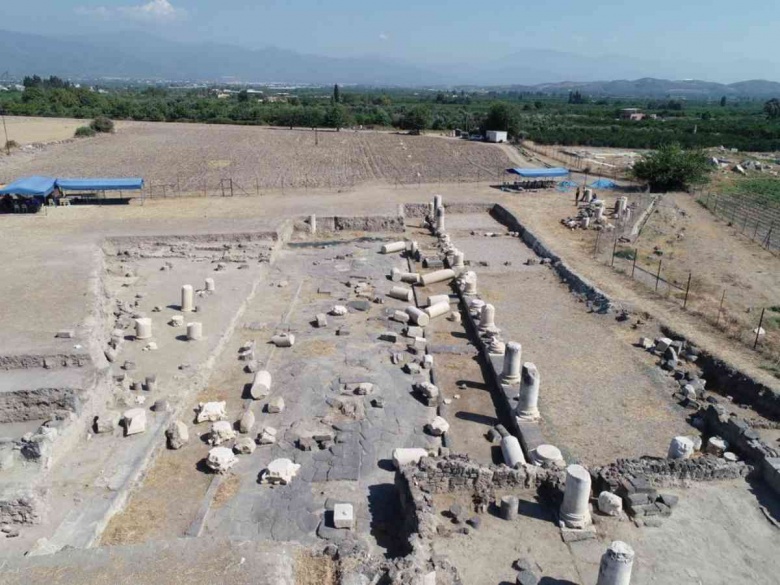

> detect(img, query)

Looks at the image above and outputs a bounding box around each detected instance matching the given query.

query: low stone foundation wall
[0,488,47,525]
[403,202,493,218]
[0,387,82,424]
[0,354,90,371]
[490,204,612,312]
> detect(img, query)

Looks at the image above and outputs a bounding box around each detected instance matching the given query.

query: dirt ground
[0,116,93,147]
[503,189,780,389]
[0,118,513,190]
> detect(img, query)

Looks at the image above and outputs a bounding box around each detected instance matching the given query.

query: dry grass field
[0,120,512,191]
[0,116,92,145]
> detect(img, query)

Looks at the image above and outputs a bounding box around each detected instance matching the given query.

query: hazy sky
[3,0,776,75]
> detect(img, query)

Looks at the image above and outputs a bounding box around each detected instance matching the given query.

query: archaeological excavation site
[1,180,779,585]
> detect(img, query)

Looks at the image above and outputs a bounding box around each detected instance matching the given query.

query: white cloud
[76,0,185,23]
[379,33,389,41]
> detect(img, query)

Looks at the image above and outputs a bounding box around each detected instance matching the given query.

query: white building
[486,130,508,143]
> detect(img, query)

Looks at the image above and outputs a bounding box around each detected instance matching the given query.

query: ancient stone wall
[490,204,613,312]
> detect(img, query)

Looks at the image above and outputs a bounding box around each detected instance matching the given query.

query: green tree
[324,104,350,131]
[400,105,431,134]
[720,96,727,107]
[764,98,780,119]
[237,89,249,103]
[484,102,520,136]
[333,84,340,104]
[632,143,712,192]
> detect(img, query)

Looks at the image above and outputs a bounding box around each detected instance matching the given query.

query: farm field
[0,120,513,191]
[0,115,93,145]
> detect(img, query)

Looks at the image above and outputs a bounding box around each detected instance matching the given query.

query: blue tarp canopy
[56,178,144,191]
[0,176,56,197]
[506,167,570,178]
[588,178,618,189]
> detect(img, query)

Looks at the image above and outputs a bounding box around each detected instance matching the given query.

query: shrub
[614,248,636,260]
[4,139,19,151]
[75,126,96,137]
[90,116,115,133]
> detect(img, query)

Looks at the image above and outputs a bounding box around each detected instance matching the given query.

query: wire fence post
[683,272,692,309]
[754,308,766,349]
[631,249,638,278]
[655,259,662,292]
[716,289,725,326]
[594,231,601,256]
[763,221,774,249]
[611,237,618,267]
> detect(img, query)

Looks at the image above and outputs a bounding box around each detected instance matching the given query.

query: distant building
[486,130,508,143]
[620,108,645,121]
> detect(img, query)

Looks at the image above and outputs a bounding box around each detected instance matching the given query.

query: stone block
[196,401,226,423]
[333,503,354,529]
[267,397,285,413]
[392,448,429,469]
[426,416,449,436]
[239,409,255,434]
[122,408,146,436]
[206,447,237,474]
[257,426,277,445]
[166,420,189,449]
[208,421,236,446]
[262,458,301,484]
[316,313,328,328]
[597,491,622,516]
[234,437,256,455]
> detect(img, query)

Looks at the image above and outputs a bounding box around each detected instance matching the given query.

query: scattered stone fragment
[122,360,136,371]
[196,401,227,423]
[425,416,450,436]
[262,458,301,484]
[404,363,422,375]
[330,305,348,316]
[333,503,355,529]
[206,446,237,474]
[95,413,119,434]
[380,331,399,343]
[416,382,439,405]
[466,516,481,529]
[166,420,189,449]
[271,332,295,347]
[668,436,695,459]
[257,426,278,445]
[250,370,272,400]
[55,330,75,339]
[371,397,385,408]
[348,300,371,312]
[705,436,728,456]
[151,399,170,413]
[267,396,285,413]
[392,447,430,469]
[208,420,236,446]
[315,313,328,328]
[336,327,350,336]
[638,337,654,350]
[597,491,623,516]
[170,315,184,327]
[516,570,539,585]
[234,437,256,455]
[404,325,424,338]
[239,409,255,434]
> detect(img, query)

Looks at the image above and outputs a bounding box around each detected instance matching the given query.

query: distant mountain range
[1,29,780,97]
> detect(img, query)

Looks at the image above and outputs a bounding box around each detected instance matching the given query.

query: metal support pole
[754,308,766,349]
[655,259,662,292]
[631,249,638,278]
[683,272,692,309]
[716,289,725,326]
[763,222,774,249]
[594,230,601,256]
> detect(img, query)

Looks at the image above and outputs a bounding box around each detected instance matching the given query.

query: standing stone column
[397,204,405,218]
[560,464,592,529]
[135,317,152,340]
[463,271,477,295]
[205,277,215,292]
[187,322,203,341]
[501,342,522,384]
[453,251,465,269]
[433,194,442,213]
[479,304,497,333]
[181,284,194,312]
[516,362,540,420]
[435,206,445,234]
[310,214,317,234]
[596,541,635,585]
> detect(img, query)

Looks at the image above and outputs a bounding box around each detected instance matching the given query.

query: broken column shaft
[501,342,522,384]
[516,362,540,420]
[181,284,194,312]
[596,541,635,585]
[560,464,592,529]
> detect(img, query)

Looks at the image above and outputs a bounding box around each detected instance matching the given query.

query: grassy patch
[721,177,780,205]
